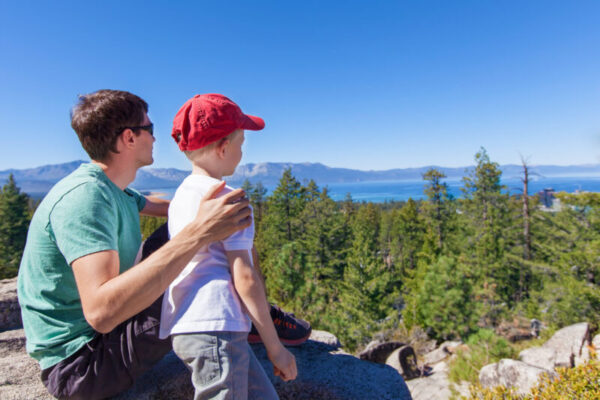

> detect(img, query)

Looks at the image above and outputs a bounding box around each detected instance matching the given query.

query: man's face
[135,113,155,167]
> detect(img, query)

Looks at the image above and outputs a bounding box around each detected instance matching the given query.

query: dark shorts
[41,224,172,400]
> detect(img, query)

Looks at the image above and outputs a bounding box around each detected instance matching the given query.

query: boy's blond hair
[183,130,241,163]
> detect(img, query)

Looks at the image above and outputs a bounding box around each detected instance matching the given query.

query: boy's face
[223,129,245,176]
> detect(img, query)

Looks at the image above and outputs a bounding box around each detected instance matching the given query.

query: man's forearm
[76,221,213,333]
[140,196,170,217]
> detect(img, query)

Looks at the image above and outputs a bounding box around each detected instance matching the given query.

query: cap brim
[241,114,265,131]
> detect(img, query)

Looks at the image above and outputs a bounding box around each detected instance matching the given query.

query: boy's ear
[216,138,230,159]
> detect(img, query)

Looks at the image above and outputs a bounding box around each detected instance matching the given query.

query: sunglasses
[122,123,154,136]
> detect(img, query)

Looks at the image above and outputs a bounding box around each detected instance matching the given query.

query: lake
[144,176,600,203]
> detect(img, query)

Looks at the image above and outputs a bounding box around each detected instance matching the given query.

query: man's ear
[118,129,136,150]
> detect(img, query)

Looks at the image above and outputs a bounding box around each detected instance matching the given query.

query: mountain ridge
[1,160,599,195]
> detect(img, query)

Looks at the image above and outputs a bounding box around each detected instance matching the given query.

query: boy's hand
[267,345,297,381]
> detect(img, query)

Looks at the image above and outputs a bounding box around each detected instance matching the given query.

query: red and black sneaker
[248,304,312,346]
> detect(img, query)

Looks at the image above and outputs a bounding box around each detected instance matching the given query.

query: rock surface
[359,341,405,364]
[405,359,469,400]
[481,322,593,394]
[0,329,52,400]
[0,278,21,331]
[542,322,590,367]
[0,328,412,400]
[385,346,421,380]
[422,340,462,365]
[0,277,412,399]
[518,346,557,371]
[479,359,553,395]
[251,332,412,400]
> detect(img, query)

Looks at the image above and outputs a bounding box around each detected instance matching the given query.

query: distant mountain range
[1,160,599,197]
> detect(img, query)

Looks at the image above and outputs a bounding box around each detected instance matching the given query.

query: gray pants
[172,332,279,400]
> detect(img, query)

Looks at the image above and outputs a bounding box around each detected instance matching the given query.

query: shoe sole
[248,329,312,346]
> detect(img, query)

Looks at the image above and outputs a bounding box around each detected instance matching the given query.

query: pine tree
[461,148,513,327]
[250,181,267,229]
[392,198,427,329]
[416,256,477,340]
[257,169,307,301]
[0,174,31,278]
[339,202,397,349]
[259,168,305,245]
[297,185,350,331]
[422,168,455,255]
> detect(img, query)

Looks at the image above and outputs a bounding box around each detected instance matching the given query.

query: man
[17,90,253,399]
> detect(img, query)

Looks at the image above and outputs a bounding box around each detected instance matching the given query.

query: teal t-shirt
[17,163,147,370]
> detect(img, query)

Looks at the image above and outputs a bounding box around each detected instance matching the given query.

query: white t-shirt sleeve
[222,205,254,251]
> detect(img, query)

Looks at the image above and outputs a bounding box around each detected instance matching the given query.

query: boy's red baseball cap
[172,94,265,151]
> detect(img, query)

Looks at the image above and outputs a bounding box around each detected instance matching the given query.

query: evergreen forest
[144,148,600,352]
[3,148,600,354]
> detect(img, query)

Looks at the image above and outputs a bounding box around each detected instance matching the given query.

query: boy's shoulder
[174,174,237,199]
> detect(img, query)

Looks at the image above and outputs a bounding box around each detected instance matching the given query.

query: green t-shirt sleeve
[49,183,119,265]
[125,187,147,212]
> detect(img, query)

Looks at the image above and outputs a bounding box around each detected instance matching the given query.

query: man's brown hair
[71,90,148,161]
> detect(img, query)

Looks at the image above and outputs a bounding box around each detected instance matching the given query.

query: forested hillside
[3,147,599,354]
[144,148,600,352]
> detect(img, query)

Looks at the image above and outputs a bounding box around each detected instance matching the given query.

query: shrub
[449,329,515,384]
[466,352,600,399]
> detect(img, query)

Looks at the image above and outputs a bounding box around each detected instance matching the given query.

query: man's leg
[41,294,171,400]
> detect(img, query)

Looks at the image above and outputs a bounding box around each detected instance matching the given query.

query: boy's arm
[227,249,297,381]
[251,246,266,287]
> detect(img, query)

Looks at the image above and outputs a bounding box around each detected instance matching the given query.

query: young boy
[160,94,297,399]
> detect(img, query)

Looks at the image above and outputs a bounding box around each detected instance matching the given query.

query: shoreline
[140,191,168,198]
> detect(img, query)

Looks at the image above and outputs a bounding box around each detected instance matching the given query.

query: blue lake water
[145,176,600,203]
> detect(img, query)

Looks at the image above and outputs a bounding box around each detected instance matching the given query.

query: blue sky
[1,1,599,171]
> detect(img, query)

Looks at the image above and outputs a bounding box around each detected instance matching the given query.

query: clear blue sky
[1,0,599,171]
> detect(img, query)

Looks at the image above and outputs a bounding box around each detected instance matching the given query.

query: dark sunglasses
[122,123,154,136]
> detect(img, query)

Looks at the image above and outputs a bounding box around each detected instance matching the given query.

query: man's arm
[72,182,251,334]
[227,249,297,381]
[140,196,170,217]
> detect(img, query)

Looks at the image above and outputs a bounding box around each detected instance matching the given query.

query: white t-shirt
[159,174,253,338]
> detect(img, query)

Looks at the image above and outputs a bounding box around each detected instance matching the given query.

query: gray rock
[0,329,52,400]
[406,360,468,400]
[416,340,437,356]
[251,333,413,400]
[359,341,405,364]
[518,347,556,371]
[479,359,554,395]
[423,340,463,365]
[542,322,590,367]
[385,345,421,380]
[593,334,600,360]
[309,329,341,348]
[0,278,21,332]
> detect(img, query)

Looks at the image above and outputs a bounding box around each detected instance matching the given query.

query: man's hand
[189,181,252,243]
[268,345,297,382]
[72,182,252,334]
